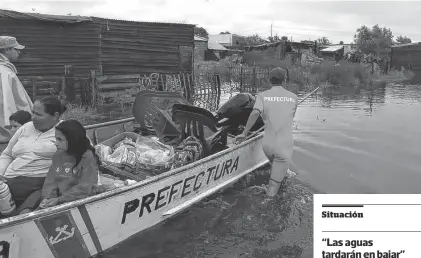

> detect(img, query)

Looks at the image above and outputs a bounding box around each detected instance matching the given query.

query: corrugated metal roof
[207,40,227,51]
[209,34,232,45]
[0,9,195,26]
[194,35,208,41]
[91,17,195,27]
[0,9,92,23]
[320,45,344,52]
[392,42,421,48]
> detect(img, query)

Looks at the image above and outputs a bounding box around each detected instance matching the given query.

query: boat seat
[94,123,125,144]
[86,128,97,145]
[132,90,191,144]
[171,103,228,157]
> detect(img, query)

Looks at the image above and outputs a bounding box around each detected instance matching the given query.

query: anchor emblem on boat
[49,224,75,245]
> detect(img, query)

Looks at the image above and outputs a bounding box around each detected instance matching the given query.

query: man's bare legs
[267,159,289,197]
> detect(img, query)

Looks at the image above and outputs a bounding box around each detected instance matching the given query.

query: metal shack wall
[194,40,207,61]
[391,44,421,72]
[243,45,284,67]
[94,18,195,75]
[0,18,101,76]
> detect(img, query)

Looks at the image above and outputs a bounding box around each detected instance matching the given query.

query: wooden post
[240,64,243,92]
[186,73,193,104]
[215,74,221,109]
[60,76,66,100]
[252,63,257,94]
[31,77,36,100]
[90,70,97,106]
[64,65,76,102]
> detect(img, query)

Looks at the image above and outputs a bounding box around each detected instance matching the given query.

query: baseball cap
[0,36,25,50]
[269,67,286,82]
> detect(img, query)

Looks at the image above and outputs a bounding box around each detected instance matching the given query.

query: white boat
[0,86,318,257]
[0,93,268,258]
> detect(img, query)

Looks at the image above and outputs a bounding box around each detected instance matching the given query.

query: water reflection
[293,83,421,195]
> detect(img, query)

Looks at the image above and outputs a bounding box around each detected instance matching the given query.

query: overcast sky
[1,0,420,43]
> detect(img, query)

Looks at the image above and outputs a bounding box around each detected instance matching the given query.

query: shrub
[62,103,97,126]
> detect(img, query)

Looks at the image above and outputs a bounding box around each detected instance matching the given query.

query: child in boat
[38,119,101,209]
[7,110,31,136]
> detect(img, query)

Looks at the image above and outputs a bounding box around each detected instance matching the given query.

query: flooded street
[102,83,421,258]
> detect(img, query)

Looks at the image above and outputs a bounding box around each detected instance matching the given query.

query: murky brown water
[101,83,421,258]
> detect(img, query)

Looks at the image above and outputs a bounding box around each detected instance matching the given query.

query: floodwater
[101,83,421,258]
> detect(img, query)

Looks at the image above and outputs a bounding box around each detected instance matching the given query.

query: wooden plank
[96,74,141,82]
[100,91,128,99]
[99,83,142,90]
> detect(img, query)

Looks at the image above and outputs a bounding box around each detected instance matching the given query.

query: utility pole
[270,23,273,39]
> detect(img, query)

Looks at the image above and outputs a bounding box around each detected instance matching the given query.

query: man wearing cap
[0,36,33,127]
[235,67,298,198]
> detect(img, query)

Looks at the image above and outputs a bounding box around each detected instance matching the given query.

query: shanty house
[194,35,228,61]
[242,41,315,67]
[208,33,246,49]
[319,45,345,60]
[391,42,421,71]
[206,39,227,60]
[194,35,208,61]
[0,9,195,77]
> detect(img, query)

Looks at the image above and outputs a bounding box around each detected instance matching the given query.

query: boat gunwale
[0,126,264,228]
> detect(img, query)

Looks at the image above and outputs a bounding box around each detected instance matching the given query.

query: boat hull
[0,134,267,258]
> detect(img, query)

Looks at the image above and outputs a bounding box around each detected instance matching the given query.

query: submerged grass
[64,58,411,125]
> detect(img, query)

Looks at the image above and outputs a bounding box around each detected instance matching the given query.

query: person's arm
[242,110,261,136]
[41,153,59,199]
[0,125,24,176]
[242,94,264,136]
[57,151,98,204]
[292,99,298,118]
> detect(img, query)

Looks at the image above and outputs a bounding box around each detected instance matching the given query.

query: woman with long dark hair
[39,119,100,209]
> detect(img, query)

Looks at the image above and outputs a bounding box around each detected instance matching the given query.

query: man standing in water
[0,36,33,127]
[235,67,298,197]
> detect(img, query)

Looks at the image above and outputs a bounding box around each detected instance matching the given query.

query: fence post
[252,63,257,94]
[216,74,221,109]
[60,76,66,100]
[240,64,243,92]
[64,65,76,103]
[31,77,36,100]
[90,70,97,106]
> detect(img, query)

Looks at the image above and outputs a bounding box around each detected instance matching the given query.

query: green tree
[339,40,344,44]
[281,36,288,41]
[354,24,393,55]
[194,26,209,38]
[317,37,331,45]
[245,34,267,45]
[395,35,412,44]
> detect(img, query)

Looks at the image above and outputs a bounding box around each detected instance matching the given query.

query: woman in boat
[0,96,66,214]
[38,119,100,209]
